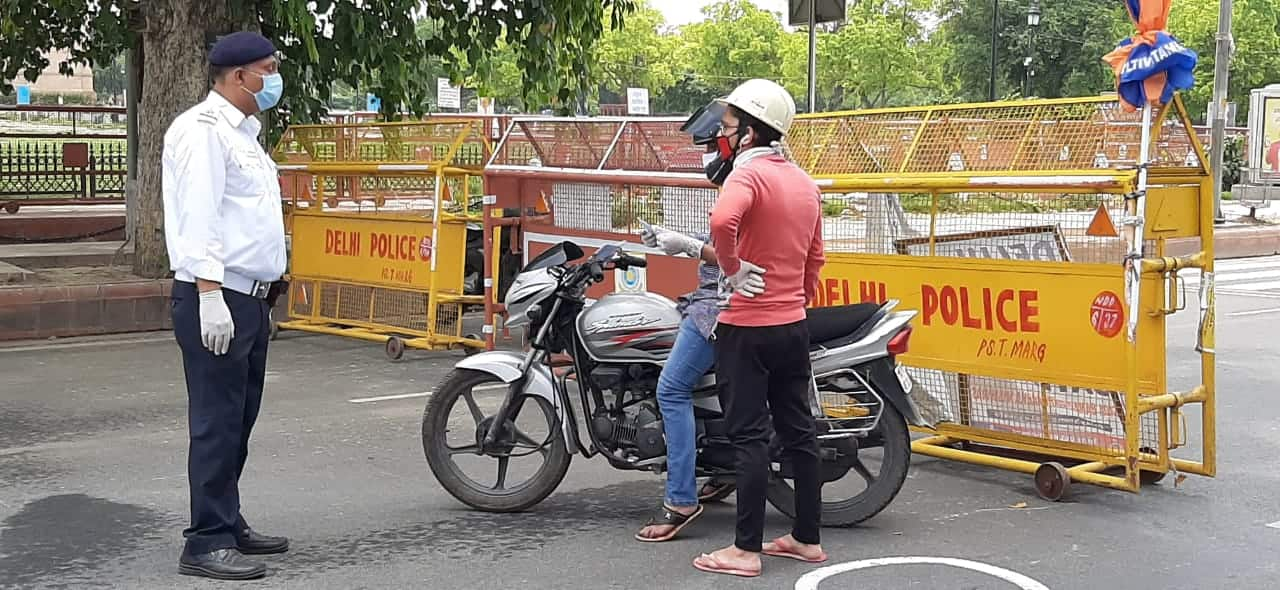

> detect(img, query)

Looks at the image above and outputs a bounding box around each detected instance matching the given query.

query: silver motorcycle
[422,241,927,526]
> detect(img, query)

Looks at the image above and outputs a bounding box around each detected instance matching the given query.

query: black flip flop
[634,504,705,543]
[698,479,736,502]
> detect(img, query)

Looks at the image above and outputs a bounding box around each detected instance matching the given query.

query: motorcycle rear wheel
[423,369,572,513]
[765,402,911,527]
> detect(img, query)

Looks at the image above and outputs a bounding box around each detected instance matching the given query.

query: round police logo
[614,253,646,293]
[619,267,641,290]
[419,236,433,262]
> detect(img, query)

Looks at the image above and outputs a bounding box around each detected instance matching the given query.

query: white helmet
[715,79,796,137]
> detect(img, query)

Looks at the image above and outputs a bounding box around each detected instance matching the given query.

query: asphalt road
[2,265,1280,589]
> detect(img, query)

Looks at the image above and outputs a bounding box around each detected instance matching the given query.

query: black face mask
[703,151,733,186]
[703,133,741,186]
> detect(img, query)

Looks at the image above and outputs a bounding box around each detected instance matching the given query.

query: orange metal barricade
[480,116,719,348]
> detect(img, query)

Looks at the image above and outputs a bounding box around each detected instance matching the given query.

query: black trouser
[171,280,271,555]
[714,320,821,553]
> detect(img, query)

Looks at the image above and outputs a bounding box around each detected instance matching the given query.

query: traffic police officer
[163,31,289,581]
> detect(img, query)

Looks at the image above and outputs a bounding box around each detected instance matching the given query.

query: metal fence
[0,137,127,201]
[0,105,128,208]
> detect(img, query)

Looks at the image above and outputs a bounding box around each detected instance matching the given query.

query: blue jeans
[657,316,716,508]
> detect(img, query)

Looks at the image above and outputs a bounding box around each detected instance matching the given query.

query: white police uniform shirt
[162,91,286,294]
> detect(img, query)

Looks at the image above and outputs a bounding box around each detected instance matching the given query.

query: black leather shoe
[179,548,266,580]
[236,528,290,555]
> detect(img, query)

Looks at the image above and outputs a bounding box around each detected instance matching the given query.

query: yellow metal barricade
[788,95,1215,499]
[271,119,490,359]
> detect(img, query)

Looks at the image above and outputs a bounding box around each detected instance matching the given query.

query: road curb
[0,213,125,243]
[1168,224,1280,259]
[0,279,172,342]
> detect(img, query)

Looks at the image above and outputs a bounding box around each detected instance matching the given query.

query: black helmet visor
[680,101,727,146]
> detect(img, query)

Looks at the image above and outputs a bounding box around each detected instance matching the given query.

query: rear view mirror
[562,241,585,261]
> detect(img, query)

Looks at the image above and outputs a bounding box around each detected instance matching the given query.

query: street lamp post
[989,0,999,101]
[991,0,1043,102]
[1024,0,1041,98]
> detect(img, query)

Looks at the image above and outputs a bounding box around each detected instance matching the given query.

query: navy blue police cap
[209,31,277,67]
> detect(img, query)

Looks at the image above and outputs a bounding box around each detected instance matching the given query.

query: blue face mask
[242,70,283,112]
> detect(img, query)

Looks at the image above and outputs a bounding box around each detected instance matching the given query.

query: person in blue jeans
[633,223,766,542]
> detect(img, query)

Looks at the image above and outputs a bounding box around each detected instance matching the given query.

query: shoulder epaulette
[195,109,219,126]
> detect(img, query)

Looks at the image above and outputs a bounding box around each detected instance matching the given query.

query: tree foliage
[933,0,1130,102]
[1168,0,1280,121]
[595,1,679,96]
[1,0,636,124]
[816,0,947,110]
[678,0,789,95]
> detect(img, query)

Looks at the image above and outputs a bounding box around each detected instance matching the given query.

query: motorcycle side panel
[575,292,682,363]
[806,310,927,427]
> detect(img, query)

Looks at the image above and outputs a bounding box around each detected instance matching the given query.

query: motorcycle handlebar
[616,254,647,269]
[563,251,641,291]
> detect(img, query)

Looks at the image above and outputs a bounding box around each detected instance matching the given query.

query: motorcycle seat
[691,303,886,376]
[805,303,886,350]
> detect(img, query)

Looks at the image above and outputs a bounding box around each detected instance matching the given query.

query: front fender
[454,350,574,448]
[455,351,558,405]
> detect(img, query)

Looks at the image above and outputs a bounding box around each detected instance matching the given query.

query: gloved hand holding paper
[639,219,703,259]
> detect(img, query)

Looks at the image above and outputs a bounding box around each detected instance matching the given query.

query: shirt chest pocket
[225,147,271,196]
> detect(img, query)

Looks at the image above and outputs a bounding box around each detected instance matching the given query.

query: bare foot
[762,534,827,563]
[692,544,762,577]
[636,504,699,541]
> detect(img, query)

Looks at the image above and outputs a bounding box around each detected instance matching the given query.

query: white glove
[727,260,767,298]
[641,224,703,258]
[198,289,235,355]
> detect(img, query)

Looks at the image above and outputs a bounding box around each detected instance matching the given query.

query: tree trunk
[132,1,254,278]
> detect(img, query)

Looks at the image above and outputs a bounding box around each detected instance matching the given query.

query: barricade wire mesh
[435,302,463,338]
[541,182,717,236]
[906,367,1160,454]
[282,173,482,215]
[310,280,433,335]
[284,174,439,212]
[789,98,1203,176]
[491,119,707,172]
[272,120,489,167]
[290,279,316,317]
[821,192,1136,263]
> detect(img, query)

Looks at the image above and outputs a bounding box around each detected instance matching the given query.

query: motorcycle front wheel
[422,369,572,512]
[765,402,911,527]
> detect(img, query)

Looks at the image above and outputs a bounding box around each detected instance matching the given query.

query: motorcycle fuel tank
[576,292,681,363]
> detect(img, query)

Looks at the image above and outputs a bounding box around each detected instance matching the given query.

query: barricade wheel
[1034,462,1071,501]
[385,337,406,360]
[2,202,18,214]
[1138,446,1167,485]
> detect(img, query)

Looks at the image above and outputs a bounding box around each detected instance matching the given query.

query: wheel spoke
[851,456,877,484]
[495,456,510,490]
[447,443,480,455]
[512,426,550,456]
[461,389,485,425]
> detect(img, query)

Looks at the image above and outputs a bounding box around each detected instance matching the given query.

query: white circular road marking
[795,556,1050,590]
